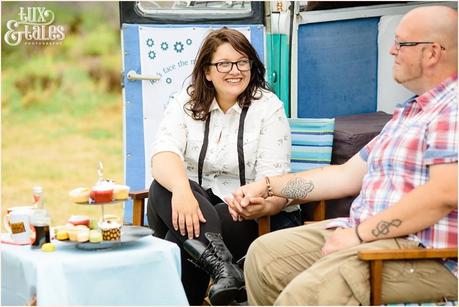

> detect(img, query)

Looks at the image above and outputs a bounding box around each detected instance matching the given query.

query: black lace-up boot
[184,232,246,305]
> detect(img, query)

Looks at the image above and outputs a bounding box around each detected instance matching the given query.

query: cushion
[331,111,392,165]
[289,118,335,173]
[326,112,392,219]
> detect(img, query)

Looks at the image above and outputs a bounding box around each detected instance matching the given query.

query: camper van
[120,0,457,223]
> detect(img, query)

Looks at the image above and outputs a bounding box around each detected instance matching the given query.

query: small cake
[68,215,90,227]
[113,184,130,200]
[69,187,90,203]
[68,225,89,242]
[76,229,90,243]
[89,229,103,243]
[89,182,114,203]
[99,220,121,241]
[56,230,69,241]
[68,228,79,242]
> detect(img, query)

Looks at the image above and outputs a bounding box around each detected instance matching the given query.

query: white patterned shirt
[151,88,292,208]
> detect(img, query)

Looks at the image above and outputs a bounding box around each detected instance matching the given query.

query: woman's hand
[224,195,286,221]
[232,180,269,207]
[236,196,271,220]
[171,190,206,239]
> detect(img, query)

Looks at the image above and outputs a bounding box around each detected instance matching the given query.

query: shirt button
[409,268,415,273]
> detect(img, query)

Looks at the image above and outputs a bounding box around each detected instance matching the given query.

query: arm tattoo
[280,177,314,200]
[371,219,402,237]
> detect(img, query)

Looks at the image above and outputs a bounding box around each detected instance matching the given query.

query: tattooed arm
[232,153,368,206]
[358,163,457,242]
[322,163,457,255]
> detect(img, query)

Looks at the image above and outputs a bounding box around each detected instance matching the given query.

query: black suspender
[237,107,249,186]
[198,106,249,186]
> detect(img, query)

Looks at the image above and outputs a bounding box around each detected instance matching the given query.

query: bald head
[400,6,457,58]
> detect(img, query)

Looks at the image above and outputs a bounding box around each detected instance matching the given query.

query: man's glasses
[394,38,446,51]
[209,60,252,73]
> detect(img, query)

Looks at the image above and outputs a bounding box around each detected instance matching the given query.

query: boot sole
[209,286,246,305]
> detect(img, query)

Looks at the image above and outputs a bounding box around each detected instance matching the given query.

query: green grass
[2,2,125,229]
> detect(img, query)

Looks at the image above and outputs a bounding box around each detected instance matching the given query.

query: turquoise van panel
[267,33,290,116]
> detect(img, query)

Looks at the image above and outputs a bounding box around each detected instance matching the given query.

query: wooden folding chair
[358,248,458,305]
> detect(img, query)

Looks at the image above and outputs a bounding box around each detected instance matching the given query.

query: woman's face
[205,42,251,104]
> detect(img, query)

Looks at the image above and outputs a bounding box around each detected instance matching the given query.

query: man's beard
[394,55,423,85]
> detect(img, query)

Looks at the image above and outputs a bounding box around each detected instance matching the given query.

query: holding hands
[224,179,286,222]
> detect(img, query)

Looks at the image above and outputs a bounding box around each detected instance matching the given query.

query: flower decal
[148,50,156,60]
[146,38,154,47]
[174,41,184,53]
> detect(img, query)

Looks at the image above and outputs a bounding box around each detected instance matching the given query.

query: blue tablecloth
[1,234,188,306]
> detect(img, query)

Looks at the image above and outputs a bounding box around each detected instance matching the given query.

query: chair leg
[312,200,326,221]
[369,260,383,305]
[132,199,145,226]
[258,216,271,236]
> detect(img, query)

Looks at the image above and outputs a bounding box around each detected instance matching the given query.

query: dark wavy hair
[185,27,269,120]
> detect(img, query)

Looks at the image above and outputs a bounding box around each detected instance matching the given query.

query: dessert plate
[62,226,154,250]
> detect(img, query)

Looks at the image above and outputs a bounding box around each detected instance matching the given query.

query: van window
[135,1,253,19]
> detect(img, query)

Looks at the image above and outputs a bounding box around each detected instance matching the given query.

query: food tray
[73,199,127,205]
[60,226,154,250]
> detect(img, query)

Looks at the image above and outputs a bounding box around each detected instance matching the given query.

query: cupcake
[99,220,121,241]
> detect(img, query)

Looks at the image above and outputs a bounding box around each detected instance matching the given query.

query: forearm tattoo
[371,219,402,237]
[280,177,314,200]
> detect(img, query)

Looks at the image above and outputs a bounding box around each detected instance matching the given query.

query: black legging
[147,179,300,305]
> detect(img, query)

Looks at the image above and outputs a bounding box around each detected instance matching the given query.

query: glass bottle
[32,186,44,209]
[30,186,51,247]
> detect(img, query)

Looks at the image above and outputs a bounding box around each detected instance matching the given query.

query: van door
[119,1,265,224]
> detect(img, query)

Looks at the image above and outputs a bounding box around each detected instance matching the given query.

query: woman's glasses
[209,60,252,73]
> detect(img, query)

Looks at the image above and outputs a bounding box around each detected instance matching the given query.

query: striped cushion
[289,118,335,173]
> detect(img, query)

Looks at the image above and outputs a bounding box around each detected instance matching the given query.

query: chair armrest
[358,247,457,261]
[358,247,457,305]
[129,189,149,226]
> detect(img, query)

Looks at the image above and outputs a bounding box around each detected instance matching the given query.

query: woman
[147,28,301,305]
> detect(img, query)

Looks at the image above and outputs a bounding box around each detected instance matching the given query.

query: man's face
[390,34,425,86]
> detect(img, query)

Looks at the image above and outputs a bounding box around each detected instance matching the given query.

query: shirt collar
[396,74,458,110]
[415,74,458,111]
[209,98,242,114]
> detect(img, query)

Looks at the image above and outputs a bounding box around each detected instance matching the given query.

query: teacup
[4,207,34,244]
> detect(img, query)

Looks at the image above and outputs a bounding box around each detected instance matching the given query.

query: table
[1,234,188,306]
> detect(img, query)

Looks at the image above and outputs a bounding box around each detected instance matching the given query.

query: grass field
[2,2,125,229]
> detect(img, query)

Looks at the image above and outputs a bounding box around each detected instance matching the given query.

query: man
[227,6,458,305]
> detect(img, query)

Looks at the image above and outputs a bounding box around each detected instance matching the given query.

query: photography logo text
[4,7,65,46]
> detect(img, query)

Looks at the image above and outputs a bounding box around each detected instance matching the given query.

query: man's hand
[224,196,271,221]
[232,180,268,207]
[321,227,360,255]
[171,190,206,239]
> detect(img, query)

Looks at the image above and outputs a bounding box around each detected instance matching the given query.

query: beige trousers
[244,220,457,305]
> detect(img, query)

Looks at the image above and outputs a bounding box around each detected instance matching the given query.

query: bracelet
[355,224,363,243]
[265,176,274,198]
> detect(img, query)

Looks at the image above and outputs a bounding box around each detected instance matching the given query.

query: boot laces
[200,246,231,280]
[205,233,232,262]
